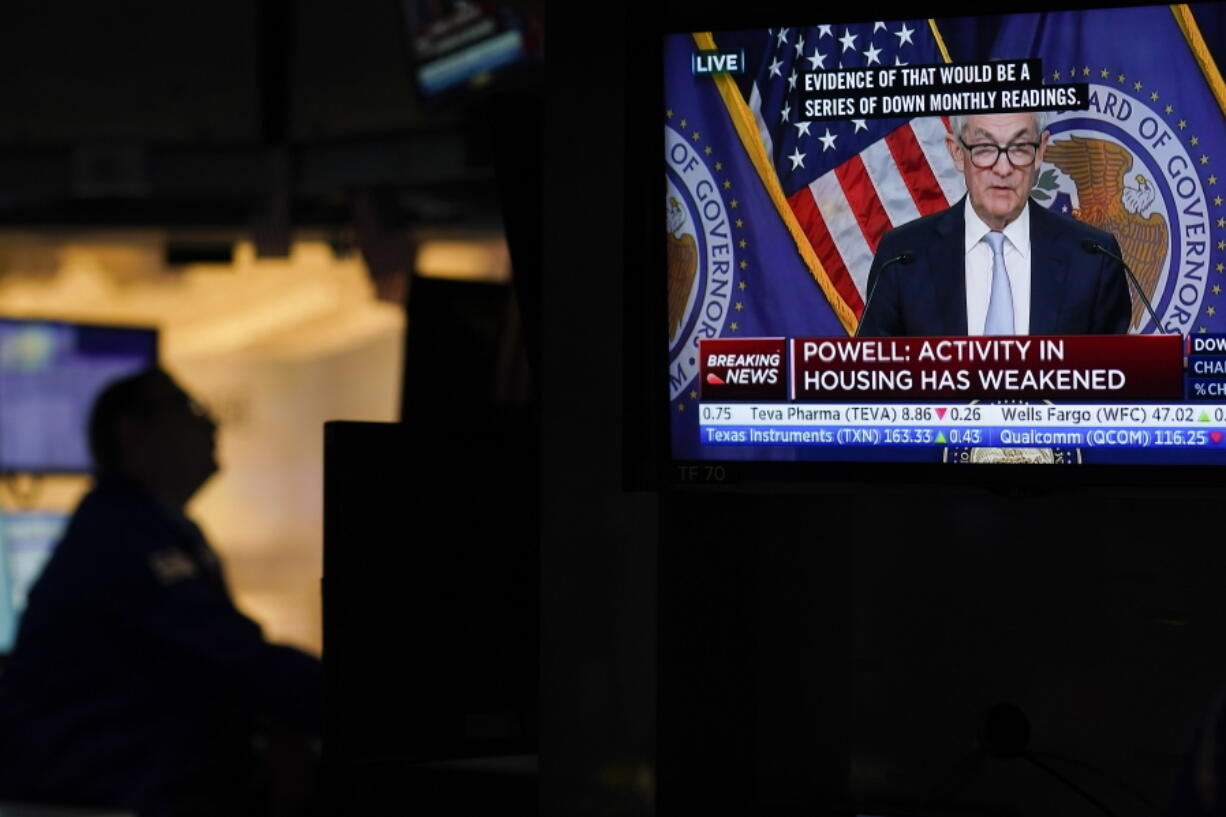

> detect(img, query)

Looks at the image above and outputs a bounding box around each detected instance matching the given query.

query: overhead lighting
[415,237,510,283]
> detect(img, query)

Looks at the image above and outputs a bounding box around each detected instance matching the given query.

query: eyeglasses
[959,138,1041,168]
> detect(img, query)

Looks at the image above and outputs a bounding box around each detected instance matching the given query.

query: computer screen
[0,510,68,653]
[0,319,158,473]
[403,0,543,102]
[663,3,1226,471]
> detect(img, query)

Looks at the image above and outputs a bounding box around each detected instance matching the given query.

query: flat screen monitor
[403,0,543,102]
[659,3,1226,481]
[0,319,158,473]
[0,510,68,654]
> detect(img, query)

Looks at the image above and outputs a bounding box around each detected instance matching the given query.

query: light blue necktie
[983,231,1014,335]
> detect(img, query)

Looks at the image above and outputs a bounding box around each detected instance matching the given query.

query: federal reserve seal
[1036,78,1216,336]
[666,122,737,402]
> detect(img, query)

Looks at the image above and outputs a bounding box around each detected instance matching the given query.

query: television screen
[0,511,68,653]
[404,0,543,101]
[0,319,158,473]
[663,3,1226,470]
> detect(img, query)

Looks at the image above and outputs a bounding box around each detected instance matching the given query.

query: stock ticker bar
[700,426,1216,448]
[698,404,1226,449]
[695,335,1226,450]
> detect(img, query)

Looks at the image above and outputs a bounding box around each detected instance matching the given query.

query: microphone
[1080,240,1164,334]
[856,251,915,337]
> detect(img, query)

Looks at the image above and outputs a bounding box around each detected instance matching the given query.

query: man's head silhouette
[89,368,218,509]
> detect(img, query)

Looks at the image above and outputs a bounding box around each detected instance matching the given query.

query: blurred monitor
[403,0,543,103]
[0,510,68,653]
[0,319,158,473]
[401,274,532,423]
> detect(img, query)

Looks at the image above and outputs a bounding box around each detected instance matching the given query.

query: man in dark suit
[858,111,1131,337]
[0,369,321,817]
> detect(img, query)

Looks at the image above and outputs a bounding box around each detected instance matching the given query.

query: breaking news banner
[789,335,1183,400]
[665,5,1226,465]
[700,335,1184,401]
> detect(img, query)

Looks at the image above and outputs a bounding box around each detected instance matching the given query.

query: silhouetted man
[0,368,321,817]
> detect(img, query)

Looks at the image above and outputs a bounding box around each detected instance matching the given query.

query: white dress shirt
[963,198,1032,335]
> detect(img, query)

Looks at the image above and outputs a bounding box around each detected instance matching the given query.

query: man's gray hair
[948,111,1052,140]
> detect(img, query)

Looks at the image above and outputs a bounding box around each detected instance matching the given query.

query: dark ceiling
[0,0,534,230]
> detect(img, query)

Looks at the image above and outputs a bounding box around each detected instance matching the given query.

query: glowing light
[415,238,510,282]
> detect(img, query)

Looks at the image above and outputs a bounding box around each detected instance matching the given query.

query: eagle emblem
[1043,135,1169,332]
[666,195,698,341]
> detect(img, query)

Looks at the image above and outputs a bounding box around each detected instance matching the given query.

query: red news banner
[699,336,1184,401]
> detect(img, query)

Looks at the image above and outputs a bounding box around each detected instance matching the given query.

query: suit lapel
[932,200,968,334]
[1028,201,1070,335]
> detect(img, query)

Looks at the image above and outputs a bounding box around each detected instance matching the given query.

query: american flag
[717,20,966,323]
